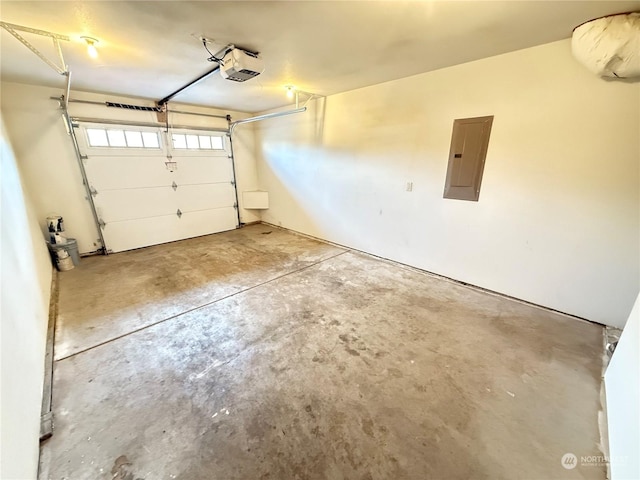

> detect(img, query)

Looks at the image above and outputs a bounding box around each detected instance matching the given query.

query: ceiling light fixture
[81,36,99,58]
[285,85,295,99]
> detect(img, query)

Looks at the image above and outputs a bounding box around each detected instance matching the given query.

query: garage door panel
[171,157,234,185]
[102,208,238,253]
[95,184,236,223]
[96,187,176,223]
[175,184,236,212]
[177,207,238,239]
[86,156,173,190]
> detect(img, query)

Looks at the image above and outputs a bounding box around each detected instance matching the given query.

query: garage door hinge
[230,181,236,186]
[80,154,88,160]
[98,218,106,228]
[233,202,238,209]
[176,209,182,218]
[172,181,178,191]
[89,186,98,197]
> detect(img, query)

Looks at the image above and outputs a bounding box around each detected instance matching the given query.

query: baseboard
[40,267,59,442]
[40,411,53,442]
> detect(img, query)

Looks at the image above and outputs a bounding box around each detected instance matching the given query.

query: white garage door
[76,123,238,253]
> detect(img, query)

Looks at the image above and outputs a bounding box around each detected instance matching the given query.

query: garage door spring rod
[52,98,229,121]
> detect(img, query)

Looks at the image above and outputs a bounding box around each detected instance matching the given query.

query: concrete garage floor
[40,224,606,480]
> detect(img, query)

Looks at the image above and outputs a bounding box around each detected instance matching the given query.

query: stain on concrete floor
[40,225,605,480]
[54,224,345,359]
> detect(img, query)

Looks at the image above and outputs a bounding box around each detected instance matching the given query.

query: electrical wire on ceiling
[203,39,223,65]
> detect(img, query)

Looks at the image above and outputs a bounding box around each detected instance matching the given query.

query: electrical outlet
[406,182,413,192]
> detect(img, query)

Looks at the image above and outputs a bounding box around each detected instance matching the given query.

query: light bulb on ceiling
[81,36,99,58]
[285,85,295,99]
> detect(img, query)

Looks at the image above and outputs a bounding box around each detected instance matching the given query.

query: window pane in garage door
[142,132,159,148]
[186,134,199,149]
[198,135,212,149]
[210,136,224,149]
[87,128,109,147]
[172,134,187,149]
[125,131,143,147]
[107,130,126,147]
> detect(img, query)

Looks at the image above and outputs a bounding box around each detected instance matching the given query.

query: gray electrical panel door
[443,116,493,201]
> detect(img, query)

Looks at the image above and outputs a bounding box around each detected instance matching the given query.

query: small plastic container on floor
[47,238,80,267]
[56,249,74,271]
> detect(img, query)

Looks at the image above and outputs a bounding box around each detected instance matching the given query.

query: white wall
[255,39,640,328]
[0,82,260,254]
[605,292,640,479]
[0,115,53,479]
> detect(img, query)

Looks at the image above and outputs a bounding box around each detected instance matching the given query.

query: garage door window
[86,128,160,149]
[171,133,224,150]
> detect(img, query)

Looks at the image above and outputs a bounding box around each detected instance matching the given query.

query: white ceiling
[1,1,638,113]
